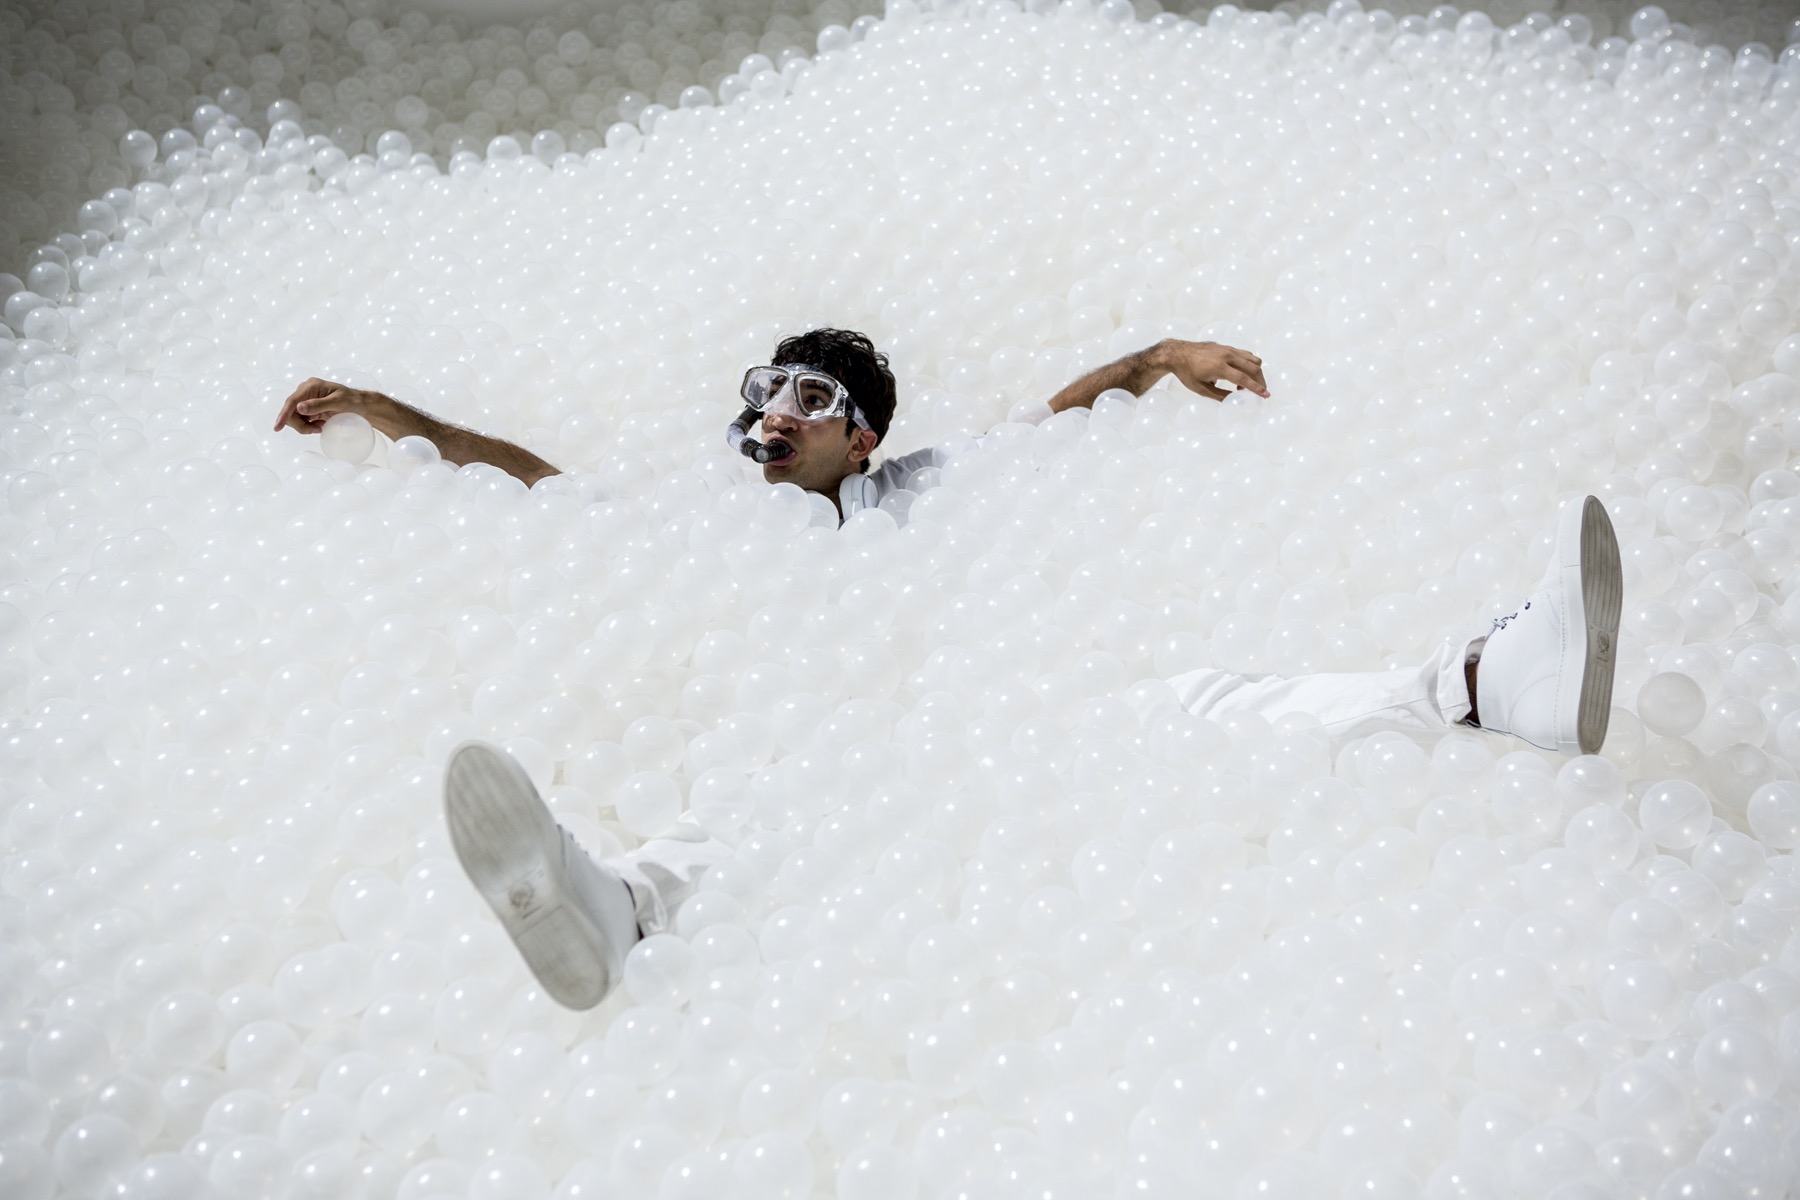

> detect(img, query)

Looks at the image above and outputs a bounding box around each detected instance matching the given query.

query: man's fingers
[295,389,349,418]
[1221,367,1268,396]
[280,377,327,408]
[276,378,333,432]
[1229,358,1270,394]
[1212,353,1267,394]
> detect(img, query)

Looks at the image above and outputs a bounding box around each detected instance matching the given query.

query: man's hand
[273,375,562,486]
[1157,339,1269,401]
[1045,338,1272,415]
[274,378,400,436]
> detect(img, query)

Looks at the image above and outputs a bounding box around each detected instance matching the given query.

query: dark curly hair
[770,328,897,473]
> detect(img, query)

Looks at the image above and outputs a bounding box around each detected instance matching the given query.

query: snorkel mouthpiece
[726,406,794,464]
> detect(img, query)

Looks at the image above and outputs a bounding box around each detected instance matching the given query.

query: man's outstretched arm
[1046,338,1270,414]
[274,378,562,487]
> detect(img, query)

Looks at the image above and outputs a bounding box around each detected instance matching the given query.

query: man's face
[758,408,868,494]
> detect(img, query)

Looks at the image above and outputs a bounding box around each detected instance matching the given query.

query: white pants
[603,816,729,936]
[612,634,1482,933]
[1160,634,1484,738]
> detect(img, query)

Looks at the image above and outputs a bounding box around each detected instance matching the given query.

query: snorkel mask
[726,363,871,464]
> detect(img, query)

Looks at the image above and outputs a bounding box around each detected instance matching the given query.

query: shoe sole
[443,741,614,1010]
[1558,496,1622,756]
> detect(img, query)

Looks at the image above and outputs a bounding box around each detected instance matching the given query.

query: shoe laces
[1489,599,1531,635]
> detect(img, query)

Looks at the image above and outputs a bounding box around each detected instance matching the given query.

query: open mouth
[762,438,796,464]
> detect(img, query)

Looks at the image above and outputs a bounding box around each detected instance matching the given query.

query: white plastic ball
[1693,1023,1781,1106]
[53,1114,139,1196]
[733,1131,813,1198]
[838,1145,920,1200]
[225,1020,303,1093]
[389,435,442,477]
[616,772,682,838]
[1637,674,1705,737]
[1746,781,1800,850]
[624,935,697,1009]
[320,413,376,464]
[1637,780,1713,850]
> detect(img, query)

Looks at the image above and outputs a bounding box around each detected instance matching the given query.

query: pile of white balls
[8,1,1800,1197]
[5,0,1800,277]
[0,0,887,271]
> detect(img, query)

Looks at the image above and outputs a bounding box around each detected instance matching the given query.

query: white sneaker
[1474,495,1622,756]
[444,741,640,1010]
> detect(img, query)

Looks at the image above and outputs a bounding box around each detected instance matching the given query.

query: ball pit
[0,0,888,270]
[7,0,1800,1198]
[4,0,1799,274]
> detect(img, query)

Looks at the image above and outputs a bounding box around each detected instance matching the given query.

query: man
[277,329,1621,1011]
[274,328,1272,514]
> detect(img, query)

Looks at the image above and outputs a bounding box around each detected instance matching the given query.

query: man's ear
[850,428,878,465]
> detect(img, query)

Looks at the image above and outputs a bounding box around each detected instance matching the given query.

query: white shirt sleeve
[864,445,953,501]
[841,438,984,524]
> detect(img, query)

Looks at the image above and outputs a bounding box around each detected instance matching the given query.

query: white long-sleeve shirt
[837,438,978,523]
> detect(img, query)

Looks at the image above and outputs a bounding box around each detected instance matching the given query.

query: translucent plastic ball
[105,1153,209,1200]
[605,1008,682,1085]
[817,1079,901,1153]
[906,1022,977,1098]
[389,434,443,477]
[1035,1085,1124,1178]
[28,1020,109,1099]
[225,1020,304,1093]
[436,1092,515,1163]
[624,935,697,1008]
[616,772,682,838]
[733,1131,813,1198]
[1564,806,1639,873]
[1746,781,1800,850]
[356,1072,438,1158]
[1359,734,1431,808]
[759,484,813,537]
[1601,961,1683,1042]
[1595,1059,1690,1145]
[1608,896,1689,964]
[488,1034,574,1114]
[120,129,157,168]
[53,1113,139,1196]
[1555,756,1624,808]
[276,1092,355,1159]
[469,1154,551,1200]
[837,1145,920,1200]
[1693,1023,1781,1106]
[1637,673,1705,737]
[1637,780,1713,850]
[320,412,375,463]
[1691,832,1770,902]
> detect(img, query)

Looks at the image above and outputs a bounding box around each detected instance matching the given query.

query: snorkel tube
[726,405,792,464]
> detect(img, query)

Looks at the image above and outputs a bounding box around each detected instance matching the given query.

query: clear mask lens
[742,365,849,423]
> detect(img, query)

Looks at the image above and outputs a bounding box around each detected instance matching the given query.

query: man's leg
[604,817,732,937]
[1473,495,1621,756]
[444,742,730,1010]
[1163,633,1484,741]
[1159,495,1622,755]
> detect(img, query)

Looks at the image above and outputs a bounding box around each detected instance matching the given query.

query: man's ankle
[1464,657,1480,727]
